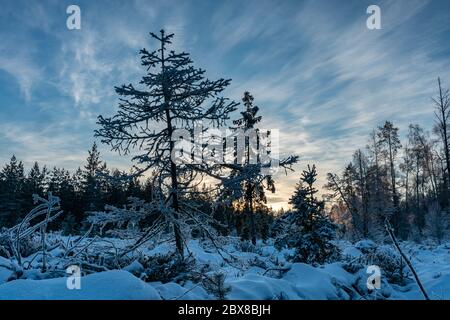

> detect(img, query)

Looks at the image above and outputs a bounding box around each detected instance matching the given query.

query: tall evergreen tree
[83,143,108,212]
[0,156,26,225]
[228,91,272,244]
[23,162,48,213]
[69,167,86,228]
[95,30,237,258]
[25,162,48,195]
[279,165,339,264]
[103,168,129,207]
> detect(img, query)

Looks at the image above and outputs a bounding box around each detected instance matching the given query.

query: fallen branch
[262,267,291,277]
[385,219,430,300]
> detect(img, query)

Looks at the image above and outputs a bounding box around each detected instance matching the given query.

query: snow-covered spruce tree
[223,92,274,244]
[202,272,231,300]
[95,30,237,259]
[24,162,48,200]
[278,165,339,264]
[215,91,298,244]
[82,143,108,212]
[20,162,49,216]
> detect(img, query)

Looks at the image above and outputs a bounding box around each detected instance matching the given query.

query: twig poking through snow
[385,219,430,300]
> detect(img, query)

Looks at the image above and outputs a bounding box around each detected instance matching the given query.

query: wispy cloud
[0,53,42,101]
[0,0,449,209]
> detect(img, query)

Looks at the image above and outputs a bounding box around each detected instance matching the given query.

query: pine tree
[25,162,48,195]
[70,167,86,225]
[202,272,231,300]
[0,156,26,226]
[227,92,273,244]
[95,30,237,258]
[353,150,370,238]
[46,167,76,229]
[126,175,143,198]
[22,162,48,213]
[82,143,108,212]
[282,165,339,264]
[104,168,129,207]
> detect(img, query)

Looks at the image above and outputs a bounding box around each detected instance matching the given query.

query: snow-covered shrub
[370,245,406,284]
[202,272,231,300]
[87,197,159,237]
[343,242,407,285]
[0,193,63,270]
[424,202,450,244]
[0,234,51,262]
[237,240,257,253]
[352,271,393,300]
[139,253,196,284]
[248,256,268,269]
[271,292,289,300]
[354,240,377,254]
[342,258,363,274]
[123,260,145,278]
[10,235,41,258]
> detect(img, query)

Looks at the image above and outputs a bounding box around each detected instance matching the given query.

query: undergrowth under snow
[1,236,450,300]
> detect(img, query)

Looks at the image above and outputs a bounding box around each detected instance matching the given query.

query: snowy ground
[0,237,449,300]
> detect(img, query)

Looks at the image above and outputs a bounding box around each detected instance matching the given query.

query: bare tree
[433,77,450,207]
[354,150,370,237]
[378,121,402,235]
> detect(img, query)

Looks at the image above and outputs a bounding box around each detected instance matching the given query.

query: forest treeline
[326,78,450,243]
[0,143,146,232]
[0,143,275,240]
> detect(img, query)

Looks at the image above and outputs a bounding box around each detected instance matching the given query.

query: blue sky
[1,0,450,209]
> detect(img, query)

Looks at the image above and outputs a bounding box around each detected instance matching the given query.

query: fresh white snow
[1,238,450,300]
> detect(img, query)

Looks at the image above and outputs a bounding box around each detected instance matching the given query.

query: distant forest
[325,78,450,243]
[0,142,276,241]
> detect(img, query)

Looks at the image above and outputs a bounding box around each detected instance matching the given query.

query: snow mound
[1,239,450,300]
[0,270,161,300]
[226,263,354,300]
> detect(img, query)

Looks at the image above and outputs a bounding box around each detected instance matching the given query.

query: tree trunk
[388,135,400,235]
[357,151,369,238]
[438,78,450,206]
[161,35,184,259]
[248,185,256,245]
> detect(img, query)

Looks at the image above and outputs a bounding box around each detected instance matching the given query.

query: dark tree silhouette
[95,30,237,258]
